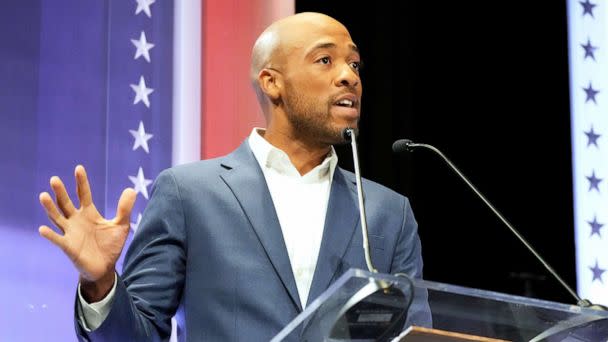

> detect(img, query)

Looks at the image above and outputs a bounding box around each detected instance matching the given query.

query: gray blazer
[75,141,423,341]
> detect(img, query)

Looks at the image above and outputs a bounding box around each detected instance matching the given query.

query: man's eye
[318,57,331,64]
[350,61,361,71]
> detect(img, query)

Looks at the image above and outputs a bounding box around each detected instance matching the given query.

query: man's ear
[258,68,281,101]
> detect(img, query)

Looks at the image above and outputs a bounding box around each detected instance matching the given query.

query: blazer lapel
[219,142,302,311]
[306,168,360,305]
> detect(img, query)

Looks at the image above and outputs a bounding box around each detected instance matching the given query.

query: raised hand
[39,165,136,302]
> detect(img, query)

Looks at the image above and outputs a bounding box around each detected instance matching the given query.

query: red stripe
[202,1,293,159]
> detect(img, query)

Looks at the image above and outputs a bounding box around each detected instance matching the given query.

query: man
[39,12,424,341]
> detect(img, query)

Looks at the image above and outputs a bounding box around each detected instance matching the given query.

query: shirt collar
[248,128,338,181]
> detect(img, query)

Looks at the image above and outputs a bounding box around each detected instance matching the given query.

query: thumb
[115,188,137,224]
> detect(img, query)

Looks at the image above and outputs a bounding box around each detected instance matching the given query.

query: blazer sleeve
[75,169,187,342]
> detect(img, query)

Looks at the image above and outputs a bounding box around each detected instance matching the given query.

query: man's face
[279,21,362,145]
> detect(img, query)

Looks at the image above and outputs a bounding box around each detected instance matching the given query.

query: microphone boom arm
[404,141,589,307]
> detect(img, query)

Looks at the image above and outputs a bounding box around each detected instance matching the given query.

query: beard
[283,83,357,146]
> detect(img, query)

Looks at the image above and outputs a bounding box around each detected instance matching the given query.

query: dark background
[296,1,575,304]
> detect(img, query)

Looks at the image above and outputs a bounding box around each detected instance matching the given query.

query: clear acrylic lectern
[272,268,608,342]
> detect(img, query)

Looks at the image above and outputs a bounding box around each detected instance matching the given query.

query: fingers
[115,188,137,224]
[50,176,76,217]
[39,192,68,231]
[39,225,67,251]
[75,165,93,207]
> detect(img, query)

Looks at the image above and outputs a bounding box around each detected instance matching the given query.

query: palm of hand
[63,204,131,282]
[39,165,137,283]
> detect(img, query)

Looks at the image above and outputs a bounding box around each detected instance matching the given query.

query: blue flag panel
[0,0,173,340]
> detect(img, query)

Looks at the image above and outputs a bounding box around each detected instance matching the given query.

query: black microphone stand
[343,128,377,273]
[393,139,607,311]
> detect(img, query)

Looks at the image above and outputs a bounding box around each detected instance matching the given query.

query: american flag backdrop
[0,0,291,340]
[568,0,608,306]
[0,0,179,340]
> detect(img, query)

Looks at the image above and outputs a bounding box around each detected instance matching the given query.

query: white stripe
[568,0,608,306]
[172,1,201,166]
[169,5,202,340]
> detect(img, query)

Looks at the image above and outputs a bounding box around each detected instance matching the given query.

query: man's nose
[335,63,360,88]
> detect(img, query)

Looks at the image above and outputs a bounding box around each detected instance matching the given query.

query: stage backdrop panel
[568,0,608,306]
[0,0,173,340]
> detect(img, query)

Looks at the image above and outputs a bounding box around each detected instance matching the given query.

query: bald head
[250,13,347,81]
[250,13,352,113]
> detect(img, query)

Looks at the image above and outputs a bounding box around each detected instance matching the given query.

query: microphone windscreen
[342,128,353,142]
[392,139,413,153]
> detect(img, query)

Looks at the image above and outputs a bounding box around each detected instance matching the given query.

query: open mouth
[334,99,355,108]
[331,96,359,121]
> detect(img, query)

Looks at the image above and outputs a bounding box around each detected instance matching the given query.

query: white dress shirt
[249,128,338,307]
[77,127,338,330]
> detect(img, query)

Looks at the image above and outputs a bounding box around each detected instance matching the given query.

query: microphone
[342,128,377,273]
[392,138,607,311]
